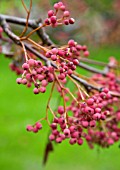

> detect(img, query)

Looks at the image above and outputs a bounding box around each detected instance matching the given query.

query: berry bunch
[16,59,55,94]
[9,63,23,75]
[46,39,89,81]
[16,38,90,93]
[44,2,75,27]
[26,122,42,133]
[92,72,120,93]
[46,88,120,147]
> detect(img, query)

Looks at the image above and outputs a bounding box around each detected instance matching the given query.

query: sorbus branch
[0,1,120,157]
[0,16,120,97]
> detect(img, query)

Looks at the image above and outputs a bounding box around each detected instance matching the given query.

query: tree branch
[0,14,118,77]
[79,57,120,69]
[0,14,54,46]
[0,15,120,97]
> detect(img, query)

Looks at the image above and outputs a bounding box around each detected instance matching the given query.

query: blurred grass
[0,47,120,170]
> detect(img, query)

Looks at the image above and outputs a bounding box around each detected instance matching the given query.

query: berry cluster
[46,88,120,146]
[26,81,120,148]
[44,2,75,27]
[16,59,55,94]
[92,72,120,93]
[45,39,89,81]
[16,38,90,94]
[9,63,23,75]
[86,120,120,148]
[26,122,42,133]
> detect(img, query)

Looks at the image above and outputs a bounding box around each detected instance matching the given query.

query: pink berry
[93,113,101,120]
[56,137,62,143]
[95,108,101,113]
[48,73,54,82]
[58,117,65,124]
[52,129,59,136]
[69,18,75,24]
[49,134,55,141]
[54,3,59,10]
[38,75,44,81]
[58,73,65,80]
[39,86,46,93]
[60,5,65,11]
[0,27,3,33]
[16,78,22,84]
[67,69,73,75]
[84,51,89,57]
[58,106,64,114]
[26,125,33,132]
[41,80,48,87]
[68,39,75,47]
[82,45,87,51]
[28,59,35,66]
[48,10,54,17]
[33,127,38,133]
[22,63,29,70]
[87,98,94,105]
[69,126,76,133]
[26,73,32,81]
[46,51,52,58]
[63,128,70,137]
[77,138,83,145]
[58,50,64,56]
[51,48,58,54]
[44,18,51,25]
[86,135,92,141]
[69,138,77,145]
[103,88,109,93]
[21,78,27,85]
[58,2,63,6]
[51,54,57,61]
[27,83,31,88]
[63,11,70,17]
[59,134,66,140]
[50,16,57,24]
[76,45,82,51]
[64,20,69,25]
[108,138,114,145]
[36,122,42,130]
[73,59,79,65]
[60,123,66,129]
[51,123,57,130]
[117,112,120,120]
[89,120,96,127]
[81,121,89,128]
[33,88,39,94]
[71,131,79,138]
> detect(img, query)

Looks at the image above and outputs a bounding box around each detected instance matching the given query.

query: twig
[79,57,120,69]
[20,0,32,37]
[0,14,54,46]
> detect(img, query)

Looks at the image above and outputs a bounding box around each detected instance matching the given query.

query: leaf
[50,0,59,6]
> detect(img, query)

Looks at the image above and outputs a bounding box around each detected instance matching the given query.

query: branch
[1,14,120,78]
[78,62,107,76]
[0,15,120,98]
[1,14,118,77]
[0,14,54,46]
[79,57,120,69]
